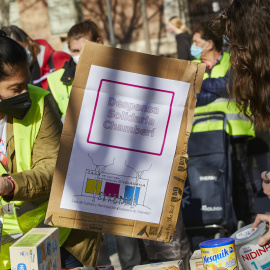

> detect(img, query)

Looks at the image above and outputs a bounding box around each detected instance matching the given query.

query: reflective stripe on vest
[193,53,255,137]
[193,98,255,137]
[0,85,71,269]
[47,68,72,115]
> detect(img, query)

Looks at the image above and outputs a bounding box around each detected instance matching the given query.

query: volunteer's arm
[201,75,229,96]
[251,214,270,246]
[251,170,270,246]
[0,177,13,196]
[196,90,218,107]
[9,94,62,201]
[261,170,270,199]
[196,75,229,107]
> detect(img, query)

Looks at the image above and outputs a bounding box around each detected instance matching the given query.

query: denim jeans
[60,246,83,268]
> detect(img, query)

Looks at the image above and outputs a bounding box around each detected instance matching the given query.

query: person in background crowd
[219,0,270,245]
[1,25,70,91]
[247,130,270,196]
[97,233,142,270]
[191,21,256,226]
[191,22,230,107]
[47,19,102,121]
[168,16,193,61]
[0,30,100,269]
[141,210,191,270]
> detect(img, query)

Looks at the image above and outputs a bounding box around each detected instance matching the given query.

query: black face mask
[0,91,32,120]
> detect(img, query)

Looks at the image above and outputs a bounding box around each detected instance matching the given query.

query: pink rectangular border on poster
[87,79,175,156]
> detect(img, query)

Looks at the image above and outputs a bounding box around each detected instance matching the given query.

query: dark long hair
[1,25,28,44]
[0,30,27,81]
[221,0,270,130]
[67,19,103,46]
[2,25,40,62]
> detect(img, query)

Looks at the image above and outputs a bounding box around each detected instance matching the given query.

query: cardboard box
[133,260,183,270]
[63,267,114,270]
[10,227,61,270]
[189,250,203,270]
[45,41,205,242]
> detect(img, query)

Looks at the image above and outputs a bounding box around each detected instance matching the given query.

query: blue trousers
[60,246,83,268]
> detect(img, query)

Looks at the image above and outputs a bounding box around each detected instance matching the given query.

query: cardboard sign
[45,41,205,242]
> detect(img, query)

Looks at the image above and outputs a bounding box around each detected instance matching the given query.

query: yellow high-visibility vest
[193,52,255,137]
[0,84,71,269]
[47,69,72,116]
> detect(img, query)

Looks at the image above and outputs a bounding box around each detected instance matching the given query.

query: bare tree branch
[0,0,10,27]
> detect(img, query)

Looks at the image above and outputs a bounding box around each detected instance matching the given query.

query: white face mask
[72,55,80,65]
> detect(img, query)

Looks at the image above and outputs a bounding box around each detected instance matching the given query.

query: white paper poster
[60,65,190,224]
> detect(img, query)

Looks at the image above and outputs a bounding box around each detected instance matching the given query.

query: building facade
[0,0,228,56]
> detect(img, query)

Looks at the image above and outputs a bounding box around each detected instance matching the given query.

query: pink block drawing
[104,182,120,198]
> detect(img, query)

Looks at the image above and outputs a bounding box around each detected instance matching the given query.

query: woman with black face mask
[0,31,100,269]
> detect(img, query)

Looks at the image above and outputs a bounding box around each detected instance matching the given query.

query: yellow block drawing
[86,179,102,194]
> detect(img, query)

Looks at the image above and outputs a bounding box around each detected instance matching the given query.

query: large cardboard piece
[45,41,205,242]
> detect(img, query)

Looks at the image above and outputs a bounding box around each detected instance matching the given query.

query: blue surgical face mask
[190,45,203,59]
[25,47,33,65]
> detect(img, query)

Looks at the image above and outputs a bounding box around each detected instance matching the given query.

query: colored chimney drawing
[81,155,150,207]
